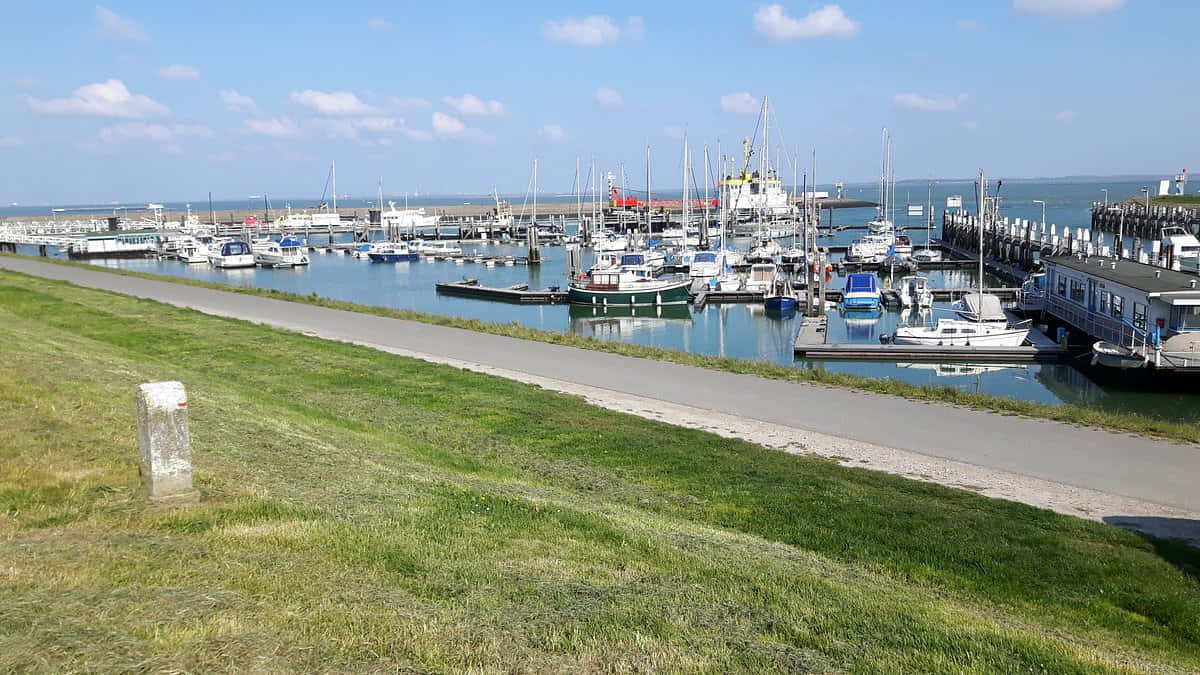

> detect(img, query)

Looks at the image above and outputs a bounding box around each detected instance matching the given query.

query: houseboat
[68,231,159,259]
[1043,254,1200,372]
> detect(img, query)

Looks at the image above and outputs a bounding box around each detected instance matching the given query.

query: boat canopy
[620,253,645,266]
[694,252,718,263]
[220,241,251,256]
[959,292,1006,322]
[846,273,878,294]
[279,237,304,248]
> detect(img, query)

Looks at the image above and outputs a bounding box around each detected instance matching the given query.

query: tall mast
[591,157,597,237]
[646,144,652,237]
[880,128,887,219]
[682,130,689,241]
[575,156,581,229]
[978,168,985,316]
[762,96,768,177]
[703,142,710,248]
[332,160,337,213]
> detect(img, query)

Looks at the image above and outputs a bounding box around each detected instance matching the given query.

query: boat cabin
[1043,254,1200,370]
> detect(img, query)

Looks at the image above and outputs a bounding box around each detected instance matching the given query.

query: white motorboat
[209,240,256,269]
[896,275,933,308]
[744,263,779,294]
[592,231,630,252]
[780,246,806,265]
[688,250,723,280]
[1159,226,1200,273]
[715,272,742,292]
[382,202,440,235]
[866,217,894,235]
[892,318,1028,346]
[912,247,943,263]
[845,233,894,264]
[412,240,463,256]
[253,237,310,268]
[1016,272,1046,314]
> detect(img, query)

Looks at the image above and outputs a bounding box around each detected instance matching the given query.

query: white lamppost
[1032,199,1046,232]
[1101,188,1108,209]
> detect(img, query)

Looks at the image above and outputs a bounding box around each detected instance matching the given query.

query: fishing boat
[253,237,310,268]
[842,272,880,310]
[720,98,795,221]
[744,263,780,294]
[764,279,798,314]
[567,266,691,306]
[209,240,255,269]
[896,275,933,308]
[367,241,419,263]
[1091,341,1148,369]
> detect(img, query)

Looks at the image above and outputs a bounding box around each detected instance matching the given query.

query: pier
[435,279,567,304]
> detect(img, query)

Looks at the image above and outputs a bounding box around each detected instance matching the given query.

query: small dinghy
[1090,341,1147,369]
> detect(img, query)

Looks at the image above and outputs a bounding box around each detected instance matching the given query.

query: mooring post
[136,381,198,505]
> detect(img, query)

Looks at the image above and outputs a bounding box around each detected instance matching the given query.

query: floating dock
[434,279,567,304]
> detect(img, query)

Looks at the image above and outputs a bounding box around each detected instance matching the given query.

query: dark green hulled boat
[567,266,692,306]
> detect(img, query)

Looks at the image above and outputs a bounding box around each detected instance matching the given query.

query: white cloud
[220,90,256,112]
[24,79,168,118]
[1013,0,1124,18]
[442,93,505,116]
[95,6,148,41]
[392,96,429,108]
[720,92,760,115]
[157,64,199,81]
[541,124,566,141]
[894,92,968,112]
[541,15,643,46]
[663,125,684,140]
[0,136,23,147]
[753,4,859,40]
[368,17,392,31]
[432,111,466,137]
[595,87,622,106]
[400,127,434,142]
[1055,110,1078,123]
[245,118,299,138]
[99,122,212,144]
[955,18,980,31]
[290,89,378,116]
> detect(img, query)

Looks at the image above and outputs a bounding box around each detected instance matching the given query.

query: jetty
[435,279,567,304]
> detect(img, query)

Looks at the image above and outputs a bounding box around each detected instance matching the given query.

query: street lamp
[1141,186,1150,215]
[1032,199,1046,231]
[1101,188,1108,209]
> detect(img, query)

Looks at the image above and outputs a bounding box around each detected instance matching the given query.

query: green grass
[1,269,1199,671]
[8,252,1200,446]
[1152,195,1200,206]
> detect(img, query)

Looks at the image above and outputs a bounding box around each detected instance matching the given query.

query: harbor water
[12,178,1200,423]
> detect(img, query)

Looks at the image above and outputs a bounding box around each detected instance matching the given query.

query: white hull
[211,255,255,269]
[893,323,1028,347]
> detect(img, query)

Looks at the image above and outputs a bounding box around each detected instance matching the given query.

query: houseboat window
[1069,279,1085,302]
[1110,294,1123,319]
[1057,276,1066,297]
[1098,291,1110,315]
[1133,302,1147,331]
[1173,306,1200,331]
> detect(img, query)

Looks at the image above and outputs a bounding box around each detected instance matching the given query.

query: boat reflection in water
[840,307,883,342]
[567,303,692,339]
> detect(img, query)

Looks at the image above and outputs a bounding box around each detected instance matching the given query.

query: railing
[1046,293,1156,361]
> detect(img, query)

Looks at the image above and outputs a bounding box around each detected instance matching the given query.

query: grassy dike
[0,269,1199,671]
[9,253,1200,445]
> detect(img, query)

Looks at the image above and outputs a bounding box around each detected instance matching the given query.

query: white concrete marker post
[136,381,198,504]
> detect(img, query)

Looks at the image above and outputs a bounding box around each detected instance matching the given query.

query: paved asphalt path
[4,257,1198,511]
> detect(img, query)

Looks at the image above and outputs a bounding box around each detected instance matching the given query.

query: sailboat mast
[978,168,985,319]
[332,160,337,214]
[762,97,768,178]
[575,156,581,229]
[646,144,652,238]
[703,142,710,247]
[682,131,689,240]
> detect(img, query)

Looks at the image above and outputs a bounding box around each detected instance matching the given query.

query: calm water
[14,178,1199,422]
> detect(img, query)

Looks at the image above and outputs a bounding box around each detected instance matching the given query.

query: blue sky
[0,0,1193,203]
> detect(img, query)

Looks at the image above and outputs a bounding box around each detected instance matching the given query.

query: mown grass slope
[1,269,1198,672]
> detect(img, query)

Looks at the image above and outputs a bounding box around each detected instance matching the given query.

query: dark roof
[1044,255,1200,293]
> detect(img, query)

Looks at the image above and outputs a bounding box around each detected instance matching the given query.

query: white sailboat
[893,170,1029,347]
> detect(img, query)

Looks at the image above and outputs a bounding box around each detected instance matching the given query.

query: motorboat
[413,240,463,256]
[842,272,880,310]
[764,279,798,314]
[567,265,691,306]
[688,251,722,280]
[367,241,419,263]
[1159,226,1200,273]
[1017,272,1046,314]
[892,318,1029,346]
[746,239,781,263]
[866,217,894,235]
[912,247,943,263]
[253,237,310,268]
[592,231,629,252]
[744,263,779,294]
[713,270,742,292]
[892,235,913,258]
[1091,341,1148,369]
[780,246,806,265]
[896,275,933,308]
[209,240,255,269]
[844,233,894,264]
[620,249,666,272]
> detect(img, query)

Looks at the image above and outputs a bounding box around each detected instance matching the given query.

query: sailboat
[912,180,943,263]
[893,170,1029,347]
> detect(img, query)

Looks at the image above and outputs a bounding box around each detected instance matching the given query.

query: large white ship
[719,97,795,221]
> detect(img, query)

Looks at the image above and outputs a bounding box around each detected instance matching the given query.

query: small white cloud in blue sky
[595,88,622,107]
[720,92,759,115]
[541,124,566,142]
[442,94,504,117]
[753,4,859,40]
[157,64,199,81]
[541,15,642,47]
[220,90,256,113]
[94,6,148,41]
[291,90,378,116]
[432,111,466,137]
[25,79,168,118]
[1013,0,1124,18]
[244,118,299,138]
[894,92,968,112]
